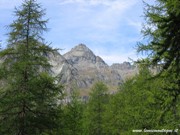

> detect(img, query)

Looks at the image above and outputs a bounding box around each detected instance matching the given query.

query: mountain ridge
[49,43,138,93]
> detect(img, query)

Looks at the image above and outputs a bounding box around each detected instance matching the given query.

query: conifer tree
[84,82,109,135]
[137,0,180,122]
[63,89,84,135]
[106,67,163,134]
[0,0,63,134]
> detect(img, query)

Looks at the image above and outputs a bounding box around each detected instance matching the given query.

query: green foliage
[137,0,180,127]
[0,0,63,134]
[104,68,162,134]
[83,82,109,135]
[59,89,84,135]
[138,0,180,72]
[1,0,180,134]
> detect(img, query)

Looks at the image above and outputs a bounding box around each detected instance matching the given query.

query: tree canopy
[0,0,63,134]
[137,0,180,122]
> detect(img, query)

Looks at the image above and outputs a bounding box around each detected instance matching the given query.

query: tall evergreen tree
[106,67,164,134]
[137,0,180,122]
[0,0,63,135]
[63,89,84,135]
[84,82,109,135]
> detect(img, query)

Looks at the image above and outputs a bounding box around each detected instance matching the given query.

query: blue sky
[0,0,152,65]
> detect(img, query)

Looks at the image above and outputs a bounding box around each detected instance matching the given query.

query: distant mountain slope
[111,62,138,80]
[48,44,137,92]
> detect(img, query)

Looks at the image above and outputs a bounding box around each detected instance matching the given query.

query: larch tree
[137,0,180,123]
[84,82,109,135]
[62,89,84,135]
[0,0,63,135]
[106,67,164,134]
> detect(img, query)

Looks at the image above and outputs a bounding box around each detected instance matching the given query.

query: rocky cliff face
[48,51,79,87]
[49,44,137,92]
[63,44,108,68]
[111,62,138,80]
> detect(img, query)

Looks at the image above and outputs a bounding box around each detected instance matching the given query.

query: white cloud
[128,20,142,32]
[59,0,137,29]
[59,0,136,7]
[0,0,22,9]
[0,0,145,65]
[54,0,139,45]
[100,51,139,65]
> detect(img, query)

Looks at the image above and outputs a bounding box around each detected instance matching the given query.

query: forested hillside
[0,0,179,134]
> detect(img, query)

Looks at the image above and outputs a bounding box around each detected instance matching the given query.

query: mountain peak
[70,43,92,54]
[111,62,133,70]
[75,43,88,49]
[63,44,108,67]
[48,44,138,91]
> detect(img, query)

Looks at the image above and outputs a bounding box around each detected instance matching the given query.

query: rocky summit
[48,44,138,93]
